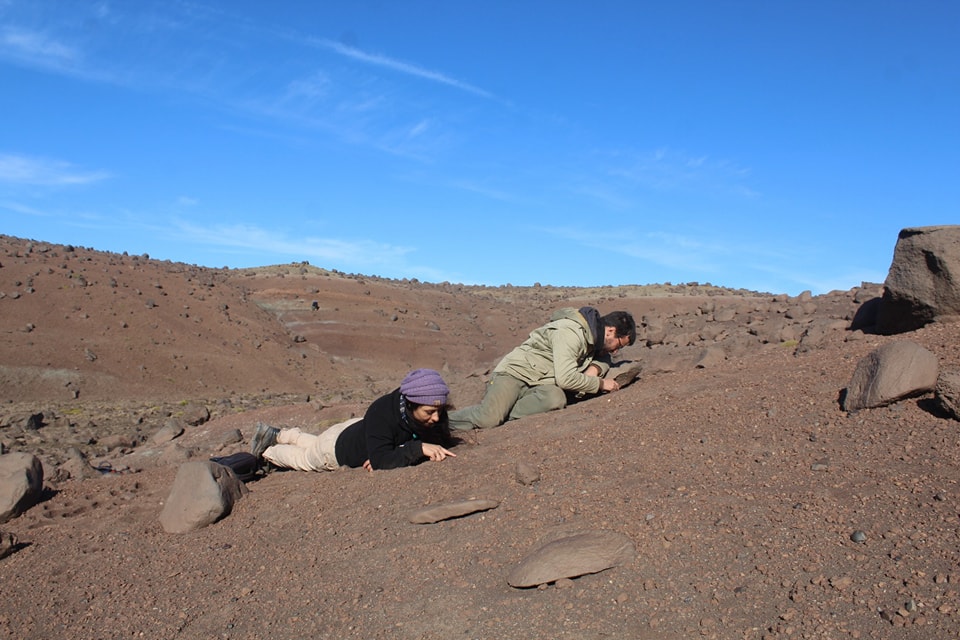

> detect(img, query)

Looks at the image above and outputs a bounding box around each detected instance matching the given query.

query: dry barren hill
[1,234,958,639]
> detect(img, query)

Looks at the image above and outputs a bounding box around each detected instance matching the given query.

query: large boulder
[842,341,939,411]
[159,461,247,534]
[0,453,44,523]
[876,226,960,334]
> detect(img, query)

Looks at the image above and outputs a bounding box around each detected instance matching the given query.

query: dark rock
[0,530,17,560]
[934,369,960,420]
[876,225,960,334]
[181,404,210,426]
[850,296,881,331]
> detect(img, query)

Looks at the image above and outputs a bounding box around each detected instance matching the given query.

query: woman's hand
[421,443,457,462]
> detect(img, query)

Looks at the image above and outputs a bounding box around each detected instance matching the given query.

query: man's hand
[421,443,457,462]
[586,364,619,393]
[599,377,621,393]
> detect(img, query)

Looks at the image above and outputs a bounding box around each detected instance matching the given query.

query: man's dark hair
[602,311,636,345]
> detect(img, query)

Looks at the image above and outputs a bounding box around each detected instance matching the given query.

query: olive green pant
[448,373,568,430]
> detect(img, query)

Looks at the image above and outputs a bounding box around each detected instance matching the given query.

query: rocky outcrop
[876,226,960,334]
[842,341,939,411]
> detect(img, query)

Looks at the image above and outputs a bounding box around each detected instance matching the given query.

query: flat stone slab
[508,530,637,588]
[408,498,499,524]
[843,340,938,411]
[612,365,642,388]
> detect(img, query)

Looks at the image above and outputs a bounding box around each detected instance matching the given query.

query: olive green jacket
[492,307,610,395]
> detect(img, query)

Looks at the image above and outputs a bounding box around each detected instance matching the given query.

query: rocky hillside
[1,232,958,639]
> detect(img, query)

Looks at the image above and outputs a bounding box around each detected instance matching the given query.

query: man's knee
[510,385,567,419]
[464,405,509,429]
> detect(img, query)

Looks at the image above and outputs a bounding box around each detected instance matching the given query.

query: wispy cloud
[172,220,414,267]
[314,38,495,99]
[0,200,50,217]
[607,148,758,198]
[0,153,111,186]
[0,26,78,70]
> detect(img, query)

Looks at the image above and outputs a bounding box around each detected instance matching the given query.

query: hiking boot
[250,422,280,459]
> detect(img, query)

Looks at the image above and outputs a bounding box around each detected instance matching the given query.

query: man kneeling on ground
[448,307,636,431]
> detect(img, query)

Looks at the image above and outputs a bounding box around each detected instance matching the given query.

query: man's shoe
[251,422,280,459]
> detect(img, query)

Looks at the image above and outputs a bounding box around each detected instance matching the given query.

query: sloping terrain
[0,234,958,639]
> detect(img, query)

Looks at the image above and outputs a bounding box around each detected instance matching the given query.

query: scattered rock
[59,448,103,480]
[99,433,139,451]
[218,428,244,448]
[22,412,44,431]
[515,461,540,485]
[151,418,185,444]
[181,404,211,426]
[0,530,17,559]
[695,346,726,369]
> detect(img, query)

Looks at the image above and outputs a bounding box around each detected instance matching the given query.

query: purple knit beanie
[400,368,450,406]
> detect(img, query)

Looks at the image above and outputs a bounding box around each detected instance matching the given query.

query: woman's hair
[406,399,455,414]
[404,399,454,445]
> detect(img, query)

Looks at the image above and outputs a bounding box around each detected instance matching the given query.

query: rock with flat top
[507,530,636,587]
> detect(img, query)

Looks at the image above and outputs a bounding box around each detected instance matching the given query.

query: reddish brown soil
[0,235,958,639]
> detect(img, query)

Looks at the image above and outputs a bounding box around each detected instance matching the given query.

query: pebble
[850,530,867,543]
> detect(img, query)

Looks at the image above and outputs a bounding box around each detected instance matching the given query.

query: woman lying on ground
[250,368,457,471]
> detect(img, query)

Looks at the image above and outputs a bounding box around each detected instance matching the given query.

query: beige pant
[262,418,362,471]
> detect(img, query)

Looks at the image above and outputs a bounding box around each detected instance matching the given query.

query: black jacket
[334,388,453,470]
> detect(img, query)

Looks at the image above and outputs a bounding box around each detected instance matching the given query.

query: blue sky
[1,1,957,295]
